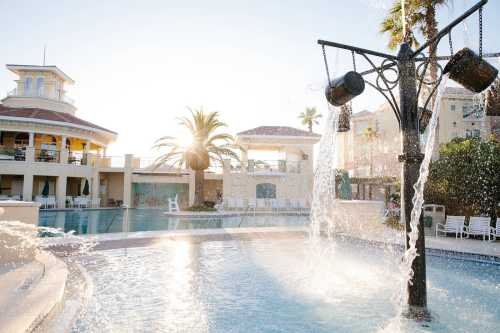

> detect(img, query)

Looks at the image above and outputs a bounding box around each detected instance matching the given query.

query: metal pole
[397,43,428,316]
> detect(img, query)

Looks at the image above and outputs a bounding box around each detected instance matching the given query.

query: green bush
[186,204,217,212]
[424,137,500,218]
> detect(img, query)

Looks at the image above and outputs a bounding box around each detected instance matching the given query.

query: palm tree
[363,127,379,178]
[363,126,380,199]
[153,107,240,206]
[299,107,322,133]
[381,0,449,107]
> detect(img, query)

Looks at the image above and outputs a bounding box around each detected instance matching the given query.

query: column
[28,132,34,147]
[188,169,195,206]
[25,132,35,163]
[60,135,68,164]
[123,154,133,207]
[91,172,100,204]
[56,175,67,208]
[23,173,33,202]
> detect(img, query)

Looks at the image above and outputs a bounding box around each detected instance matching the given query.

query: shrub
[186,204,217,212]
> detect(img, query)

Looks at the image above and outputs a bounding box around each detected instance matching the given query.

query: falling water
[401,0,407,40]
[401,77,449,296]
[309,106,339,241]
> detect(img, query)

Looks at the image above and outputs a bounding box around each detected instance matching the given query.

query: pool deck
[43,226,500,261]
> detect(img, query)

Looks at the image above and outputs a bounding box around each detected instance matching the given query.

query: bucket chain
[351,51,357,72]
[448,31,453,56]
[322,45,333,88]
[479,6,483,58]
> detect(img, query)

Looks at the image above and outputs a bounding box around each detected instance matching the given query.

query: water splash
[401,76,449,298]
[309,106,339,241]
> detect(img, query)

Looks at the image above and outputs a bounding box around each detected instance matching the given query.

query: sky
[1,0,499,157]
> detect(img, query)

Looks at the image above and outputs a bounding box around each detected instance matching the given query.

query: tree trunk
[194,169,205,206]
[425,5,438,110]
[308,122,312,132]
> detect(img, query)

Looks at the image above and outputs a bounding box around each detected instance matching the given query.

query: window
[24,77,32,94]
[36,77,44,96]
[465,129,472,138]
[256,183,276,199]
[450,104,456,111]
[473,129,481,138]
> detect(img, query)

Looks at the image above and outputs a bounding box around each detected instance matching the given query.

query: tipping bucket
[443,48,498,93]
[419,107,432,134]
[337,104,351,132]
[325,71,365,106]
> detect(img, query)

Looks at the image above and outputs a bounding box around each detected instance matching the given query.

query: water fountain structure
[318,0,499,318]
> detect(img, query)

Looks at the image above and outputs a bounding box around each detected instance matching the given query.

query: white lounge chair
[46,196,56,209]
[247,199,256,214]
[235,198,245,211]
[277,199,288,211]
[436,215,465,238]
[465,216,492,241]
[269,199,279,212]
[492,218,500,241]
[168,194,180,213]
[10,195,21,201]
[35,196,47,209]
[66,196,74,208]
[256,199,266,210]
[91,198,101,208]
[224,198,235,210]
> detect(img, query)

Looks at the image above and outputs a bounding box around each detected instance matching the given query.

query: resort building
[0,64,319,209]
[335,86,500,201]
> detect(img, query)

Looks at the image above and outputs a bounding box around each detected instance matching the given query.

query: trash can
[423,204,446,236]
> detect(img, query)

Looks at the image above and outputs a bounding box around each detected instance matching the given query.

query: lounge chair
[464,216,493,241]
[256,199,266,210]
[168,194,179,213]
[224,198,235,210]
[269,199,279,212]
[66,196,74,208]
[436,215,465,238]
[247,199,256,214]
[91,198,101,208]
[235,198,245,211]
[492,218,500,241]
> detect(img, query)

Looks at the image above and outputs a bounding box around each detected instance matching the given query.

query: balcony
[0,147,26,161]
[4,88,76,114]
[229,160,302,175]
[35,149,60,163]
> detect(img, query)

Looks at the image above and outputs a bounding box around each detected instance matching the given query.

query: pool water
[73,238,500,333]
[39,209,308,235]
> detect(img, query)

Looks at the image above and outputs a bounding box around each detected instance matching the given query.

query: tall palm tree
[299,107,322,132]
[153,108,240,206]
[363,126,380,199]
[363,126,379,178]
[381,0,449,107]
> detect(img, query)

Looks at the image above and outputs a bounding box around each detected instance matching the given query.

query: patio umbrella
[82,179,90,196]
[339,171,352,200]
[42,178,50,197]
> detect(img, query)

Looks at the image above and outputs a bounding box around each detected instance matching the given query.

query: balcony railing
[229,160,302,174]
[68,152,89,166]
[7,88,74,105]
[0,147,26,161]
[35,149,60,163]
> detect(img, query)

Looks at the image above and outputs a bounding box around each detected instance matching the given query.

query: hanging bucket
[443,48,498,93]
[485,81,500,116]
[419,107,432,134]
[325,71,365,106]
[337,104,351,132]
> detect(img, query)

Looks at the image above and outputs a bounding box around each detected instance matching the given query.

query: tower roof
[6,64,74,84]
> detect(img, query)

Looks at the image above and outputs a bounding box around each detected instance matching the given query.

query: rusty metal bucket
[443,47,498,93]
[419,107,432,133]
[325,71,365,106]
[337,104,352,132]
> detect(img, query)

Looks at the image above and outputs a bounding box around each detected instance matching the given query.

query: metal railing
[68,151,89,166]
[35,149,60,163]
[7,88,75,105]
[0,147,26,161]
[229,160,302,174]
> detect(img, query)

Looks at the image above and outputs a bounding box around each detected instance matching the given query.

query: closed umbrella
[339,171,352,200]
[42,178,50,197]
[82,179,90,196]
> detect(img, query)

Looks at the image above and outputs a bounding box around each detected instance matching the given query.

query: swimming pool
[72,238,500,333]
[38,209,308,235]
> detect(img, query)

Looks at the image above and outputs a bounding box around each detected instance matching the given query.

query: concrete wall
[0,201,40,225]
